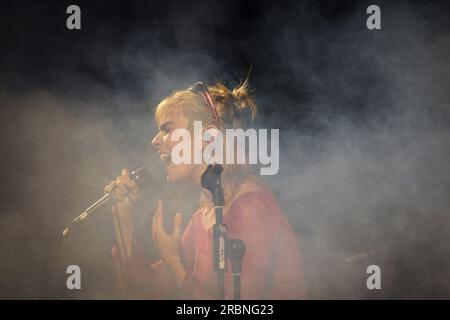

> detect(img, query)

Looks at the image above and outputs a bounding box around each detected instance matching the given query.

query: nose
[151,132,163,149]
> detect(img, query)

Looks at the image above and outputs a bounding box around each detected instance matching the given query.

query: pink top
[112,191,306,299]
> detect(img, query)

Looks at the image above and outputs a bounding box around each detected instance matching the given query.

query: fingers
[173,213,183,240]
[104,169,140,202]
[151,202,183,260]
[104,180,116,194]
[121,168,130,180]
[121,169,140,198]
[113,175,128,201]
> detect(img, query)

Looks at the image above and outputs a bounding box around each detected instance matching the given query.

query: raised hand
[152,200,183,263]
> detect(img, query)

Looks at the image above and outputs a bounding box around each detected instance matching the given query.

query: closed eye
[159,121,174,134]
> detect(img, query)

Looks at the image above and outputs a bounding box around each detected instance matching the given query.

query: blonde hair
[155,79,260,207]
[155,79,256,129]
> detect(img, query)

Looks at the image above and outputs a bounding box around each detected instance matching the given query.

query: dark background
[1,0,450,299]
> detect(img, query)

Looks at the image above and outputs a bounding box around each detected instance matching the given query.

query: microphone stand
[201,164,246,300]
[227,239,246,300]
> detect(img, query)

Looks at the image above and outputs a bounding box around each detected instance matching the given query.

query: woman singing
[105,80,306,299]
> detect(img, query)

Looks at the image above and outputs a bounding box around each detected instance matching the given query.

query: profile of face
[151,81,256,184]
[151,106,207,184]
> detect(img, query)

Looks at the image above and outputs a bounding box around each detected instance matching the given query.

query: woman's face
[151,106,205,184]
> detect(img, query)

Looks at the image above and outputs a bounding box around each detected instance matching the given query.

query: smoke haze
[0,0,449,298]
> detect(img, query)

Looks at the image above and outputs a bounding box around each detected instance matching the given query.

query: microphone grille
[130,167,151,187]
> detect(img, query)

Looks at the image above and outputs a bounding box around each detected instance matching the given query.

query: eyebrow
[159,121,174,132]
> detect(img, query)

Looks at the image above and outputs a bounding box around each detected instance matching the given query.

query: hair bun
[206,79,257,129]
[231,79,257,128]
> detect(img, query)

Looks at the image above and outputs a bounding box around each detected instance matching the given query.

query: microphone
[62,167,151,237]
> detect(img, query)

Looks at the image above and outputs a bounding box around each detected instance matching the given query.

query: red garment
[112,191,306,299]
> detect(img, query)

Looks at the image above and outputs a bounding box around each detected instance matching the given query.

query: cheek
[163,134,173,149]
[166,132,198,163]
